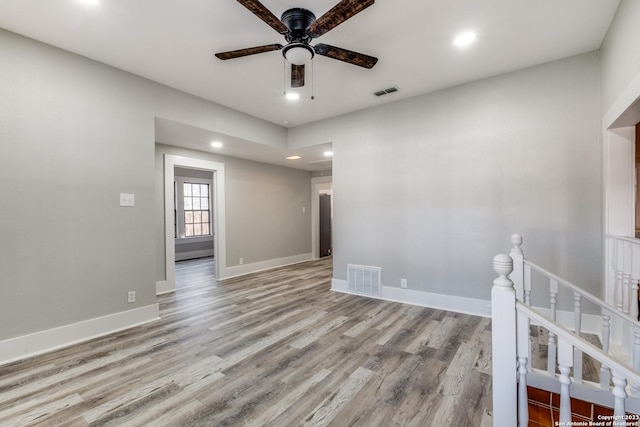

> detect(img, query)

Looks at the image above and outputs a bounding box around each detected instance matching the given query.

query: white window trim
[174,175,213,241]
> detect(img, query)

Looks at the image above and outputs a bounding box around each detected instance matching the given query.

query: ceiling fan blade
[308,0,374,38]
[236,0,288,34]
[314,43,378,69]
[291,64,305,88]
[215,44,283,60]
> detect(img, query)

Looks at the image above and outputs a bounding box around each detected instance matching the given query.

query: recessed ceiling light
[453,31,477,49]
[285,92,300,101]
[210,141,223,148]
[324,151,333,157]
[286,155,302,160]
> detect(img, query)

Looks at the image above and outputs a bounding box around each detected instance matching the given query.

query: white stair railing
[608,235,640,359]
[492,236,640,427]
[608,235,640,321]
[509,234,640,384]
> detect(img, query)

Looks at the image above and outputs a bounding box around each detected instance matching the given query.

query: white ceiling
[0,0,620,170]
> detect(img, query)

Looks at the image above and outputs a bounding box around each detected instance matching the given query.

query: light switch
[120,193,135,207]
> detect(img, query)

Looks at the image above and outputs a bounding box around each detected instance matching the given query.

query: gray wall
[0,28,298,341]
[0,29,156,340]
[600,0,640,117]
[290,52,602,301]
[156,144,312,281]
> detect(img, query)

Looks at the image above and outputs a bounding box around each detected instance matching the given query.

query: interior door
[319,194,332,257]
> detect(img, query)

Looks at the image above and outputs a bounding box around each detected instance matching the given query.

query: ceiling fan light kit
[283,43,314,66]
[216,0,378,90]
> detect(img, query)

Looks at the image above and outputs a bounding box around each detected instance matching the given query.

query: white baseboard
[175,249,214,262]
[0,304,160,367]
[331,278,492,318]
[222,253,313,279]
[156,280,173,295]
[330,278,604,333]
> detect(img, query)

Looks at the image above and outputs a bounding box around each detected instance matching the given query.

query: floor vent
[347,264,381,297]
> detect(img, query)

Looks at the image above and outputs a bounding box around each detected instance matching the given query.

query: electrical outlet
[401,278,407,289]
[127,291,136,303]
[239,258,244,265]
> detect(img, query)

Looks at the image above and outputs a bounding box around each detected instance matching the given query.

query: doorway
[174,167,215,262]
[311,176,332,259]
[161,155,227,295]
[319,193,332,257]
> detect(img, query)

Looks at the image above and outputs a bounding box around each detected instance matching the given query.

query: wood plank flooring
[0,257,494,426]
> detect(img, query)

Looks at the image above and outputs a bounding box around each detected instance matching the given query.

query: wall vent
[347,264,381,297]
[373,86,399,97]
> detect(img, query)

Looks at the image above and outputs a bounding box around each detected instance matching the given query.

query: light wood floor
[0,257,494,426]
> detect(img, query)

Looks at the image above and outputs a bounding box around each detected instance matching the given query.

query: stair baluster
[517,356,529,427]
[612,371,628,416]
[548,279,558,376]
[631,243,640,322]
[573,291,583,383]
[524,263,532,307]
[600,311,612,389]
[558,337,574,423]
[633,326,640,396]
[614,239,625,312]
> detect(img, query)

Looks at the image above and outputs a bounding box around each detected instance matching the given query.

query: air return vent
[374,86,399,97]
[347,264,381,297]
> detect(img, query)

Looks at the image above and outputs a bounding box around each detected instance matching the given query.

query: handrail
[517,301,640,383]
[492,248,640,426]
[525,259,639,327]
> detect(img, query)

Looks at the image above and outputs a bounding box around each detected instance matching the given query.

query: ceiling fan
[215,0,378,88]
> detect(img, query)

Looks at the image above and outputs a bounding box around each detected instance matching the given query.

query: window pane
[184,197,192,210]
[201,198,209,210]
[202,211,209,223]
[185,211,193,224]
[202,223,210,235]
[192,184,199,197]
[200,184,209,197]
[194,223,202,235]
[184,183,191,197]
[193,197,201,210]
[185,224,194,237]
[194,211,202,223]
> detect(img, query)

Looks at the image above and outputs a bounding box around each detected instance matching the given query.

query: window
[183,182,210,237]
[174,175,213,240]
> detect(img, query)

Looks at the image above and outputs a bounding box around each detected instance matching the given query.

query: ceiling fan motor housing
[281,8,316,44]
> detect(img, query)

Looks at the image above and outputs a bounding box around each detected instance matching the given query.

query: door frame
[160,154,227,294]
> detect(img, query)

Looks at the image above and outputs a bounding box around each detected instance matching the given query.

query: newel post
[510,234,525,302]
[492,254,518,426]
